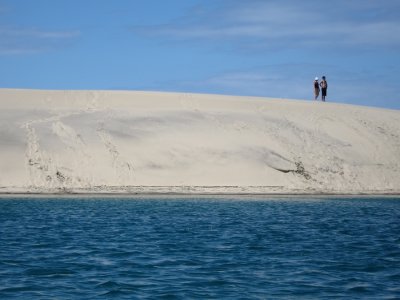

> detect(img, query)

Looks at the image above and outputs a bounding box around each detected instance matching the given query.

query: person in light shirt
[313,77,320,100]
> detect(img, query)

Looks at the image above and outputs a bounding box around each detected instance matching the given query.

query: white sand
[1,88,399,194]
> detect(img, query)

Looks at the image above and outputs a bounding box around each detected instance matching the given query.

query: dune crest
[1,89,399,194]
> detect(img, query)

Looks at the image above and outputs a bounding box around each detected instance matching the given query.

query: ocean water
[0,196,399,299]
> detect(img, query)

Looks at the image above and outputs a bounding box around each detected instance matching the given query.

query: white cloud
[0,27,80,55]
[135,0,400,49]
[166,63,400,109]
[200,68,312,99]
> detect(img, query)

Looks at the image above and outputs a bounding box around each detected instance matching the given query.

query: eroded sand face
[1,89,399,194]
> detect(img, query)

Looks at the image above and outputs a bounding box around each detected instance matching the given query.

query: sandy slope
[0,89,399,194]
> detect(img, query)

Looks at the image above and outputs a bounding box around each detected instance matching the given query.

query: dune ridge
[1,89,399,194]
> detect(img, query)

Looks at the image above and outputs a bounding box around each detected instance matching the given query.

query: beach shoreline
[1,190,399,199]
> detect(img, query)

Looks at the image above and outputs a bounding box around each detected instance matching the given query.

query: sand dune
[0,89,399,194]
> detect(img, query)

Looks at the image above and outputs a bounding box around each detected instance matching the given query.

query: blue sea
[0,196,399,299]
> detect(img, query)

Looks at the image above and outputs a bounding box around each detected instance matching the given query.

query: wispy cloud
[0,26,80,55]
[130,0,400,109]
[176,64,319,99]
[163,63,400,109]
[134,0,400,50]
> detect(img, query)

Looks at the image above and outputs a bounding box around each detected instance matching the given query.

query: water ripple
[0,197,399,299]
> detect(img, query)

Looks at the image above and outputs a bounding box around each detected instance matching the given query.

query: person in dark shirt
[320,76,328,101]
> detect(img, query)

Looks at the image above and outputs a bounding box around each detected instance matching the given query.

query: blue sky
[0,0,399,109]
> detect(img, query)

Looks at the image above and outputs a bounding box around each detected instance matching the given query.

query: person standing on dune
[313,77,320,100]
[320,76,328,101]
